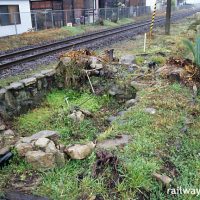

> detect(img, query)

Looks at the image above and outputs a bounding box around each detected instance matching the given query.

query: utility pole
[165,0,172,35]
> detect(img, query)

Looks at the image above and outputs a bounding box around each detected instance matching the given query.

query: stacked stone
[0,69,57,119]
[15,130,65,169]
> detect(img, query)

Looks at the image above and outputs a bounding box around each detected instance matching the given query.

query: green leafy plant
[182,37,200,67]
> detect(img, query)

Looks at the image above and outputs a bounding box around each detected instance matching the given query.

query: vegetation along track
[0,9,199,71]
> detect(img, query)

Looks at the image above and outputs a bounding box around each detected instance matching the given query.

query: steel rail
[0,9,198,70]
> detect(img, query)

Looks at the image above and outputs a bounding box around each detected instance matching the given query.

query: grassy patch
[36,154,108,200]
[14,89,116,145]
[97,82,200,199]
[4,82,200,199]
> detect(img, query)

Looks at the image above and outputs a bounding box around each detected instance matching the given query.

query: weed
[182,36,200,67]
[135,56,145,65]
[151,56,166,65]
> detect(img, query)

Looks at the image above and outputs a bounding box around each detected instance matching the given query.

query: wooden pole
[165,0,172,35]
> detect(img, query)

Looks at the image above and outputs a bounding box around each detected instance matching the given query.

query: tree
[165,0,172,35]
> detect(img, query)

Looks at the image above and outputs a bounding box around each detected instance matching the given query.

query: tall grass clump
[182,36,200,67]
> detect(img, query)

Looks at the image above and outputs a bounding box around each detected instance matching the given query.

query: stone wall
[0,68,59,120]
[0,51,135,120]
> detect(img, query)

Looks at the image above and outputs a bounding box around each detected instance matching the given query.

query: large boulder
[64,142,95,160]
[25,150,55,169]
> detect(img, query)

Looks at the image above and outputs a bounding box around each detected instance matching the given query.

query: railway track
[0,9,198,70]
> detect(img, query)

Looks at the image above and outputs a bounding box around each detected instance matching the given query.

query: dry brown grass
[0,29,70,51]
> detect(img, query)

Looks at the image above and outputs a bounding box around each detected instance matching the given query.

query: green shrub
[111,12,118,23]
[95,18,104,26]
[182,36,200,67]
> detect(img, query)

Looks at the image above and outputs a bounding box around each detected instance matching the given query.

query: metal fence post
[51,11,54,28]
[34,13,38,31]
[14,13,18,35]
[118,7,119,20]
[45,11,47,29]
[93,8,95,24]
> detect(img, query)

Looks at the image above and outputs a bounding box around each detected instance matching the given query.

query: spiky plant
[182,37,200,68]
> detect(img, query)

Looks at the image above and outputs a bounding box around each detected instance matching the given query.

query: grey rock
[108,85,124,96]
[25,150,55,169]
[0,123,6,131]
[41,69,56,77]
[119,55,135,65]
[0,146,10,156]
[93,70,100,75]
[0,88,6,100]
[130,81,148,90]
[79,109,93,117]
[107,116,117,123]
[99,70,105,76]
[20,77,36,86]
[37,80,43,91]
[68,111,85,122]
[144,108,156,115]
[91,63,103,70]
[15,143,33,157]
[97,135,132,149]
[3,129,15,137]
[35,138,50,149]
[125,99,137,108]
[7,82,24,90]
[107,65,118,73]
[117,111,127,116]
[20,130,59,143]
[34,73,45,79]
[45,141,57,153]
[64,142,95,160]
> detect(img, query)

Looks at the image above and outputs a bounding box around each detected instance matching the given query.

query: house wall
[146,0,158,10]
[0,0,32,37]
